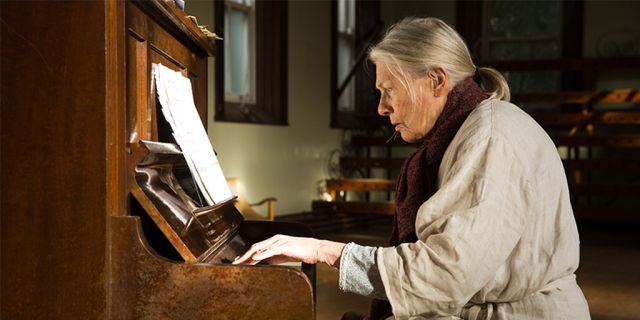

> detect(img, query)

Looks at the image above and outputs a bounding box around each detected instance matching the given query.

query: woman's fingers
[231,252,253,264]
[232,237,269,264]
[251,242,288,261]
[232,245,258,264]
[232,235,346,267]
[232,235,291,264]
[245,237,296,263]
[233,235,311,265]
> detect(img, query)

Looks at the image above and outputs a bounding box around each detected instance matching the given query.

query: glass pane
[488,0,561,61]
[338,36,355,111]
[348,0,355,32]
[338,0,346,32]
[227,0,252,6]
[489,40,560,61]
[338,80,355,112]
[488,0,561,39]
[338,0,355,34]
[486,0,562,95]
[225,7,249,97]
[338,37,353,85]
[504,71,561,94]
[337,0,355,111]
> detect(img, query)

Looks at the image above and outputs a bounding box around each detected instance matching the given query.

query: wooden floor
[576,223,640,320]
[311,222,640,320]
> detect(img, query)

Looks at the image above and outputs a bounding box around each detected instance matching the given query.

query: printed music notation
[153,63,233,205]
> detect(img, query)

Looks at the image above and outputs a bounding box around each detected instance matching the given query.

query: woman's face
[375,62,446,143]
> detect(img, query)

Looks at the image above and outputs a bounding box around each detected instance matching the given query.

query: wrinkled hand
[232,235,346,267]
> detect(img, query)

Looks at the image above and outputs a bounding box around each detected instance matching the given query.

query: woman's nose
[378,100,391,116]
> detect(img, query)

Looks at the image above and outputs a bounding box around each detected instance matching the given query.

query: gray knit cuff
[338,242,388,300]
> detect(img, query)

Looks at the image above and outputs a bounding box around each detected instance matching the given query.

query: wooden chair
[226,177,277,221]
[312,178,396,215]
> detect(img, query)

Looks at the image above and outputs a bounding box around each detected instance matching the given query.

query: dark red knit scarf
[366,77,487,320]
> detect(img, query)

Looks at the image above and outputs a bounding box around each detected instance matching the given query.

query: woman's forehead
[375,64,396,87]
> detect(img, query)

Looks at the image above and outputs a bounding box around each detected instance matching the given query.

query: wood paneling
[1,1,108,318]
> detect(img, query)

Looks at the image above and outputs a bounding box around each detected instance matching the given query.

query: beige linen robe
[377,99,590,319]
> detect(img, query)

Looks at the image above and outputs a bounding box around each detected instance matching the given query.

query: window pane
[338,36,355,111]
[486,0,562,95]
[337,0,355,111]
[338,0,354,34]
[488,0,561,61]
[225,7,249,98]
[503,71,561,94]
[227,0,253,6]
[338,0,346,33]
[489,1,561,40]
[489,40,560,61]
[348,0,355,32]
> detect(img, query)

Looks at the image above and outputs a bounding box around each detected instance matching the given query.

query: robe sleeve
[338,243,388,299]
[377,133,532,319]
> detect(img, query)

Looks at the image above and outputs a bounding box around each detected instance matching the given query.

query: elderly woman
[234,17,590,319]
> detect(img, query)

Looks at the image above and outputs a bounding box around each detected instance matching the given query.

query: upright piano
[1,0,315,319]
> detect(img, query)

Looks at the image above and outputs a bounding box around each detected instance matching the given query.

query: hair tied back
[473,67,482,85]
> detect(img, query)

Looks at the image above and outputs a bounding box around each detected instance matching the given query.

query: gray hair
[369,17,510,102]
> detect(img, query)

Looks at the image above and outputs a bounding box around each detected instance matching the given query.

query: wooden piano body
[1,0,314,318]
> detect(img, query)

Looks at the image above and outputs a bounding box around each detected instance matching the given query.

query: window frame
[215,0,289,125]
[456,0,585,91]
[330,0,381,129]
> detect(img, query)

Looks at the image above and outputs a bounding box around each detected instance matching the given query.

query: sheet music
[153,63,233,205]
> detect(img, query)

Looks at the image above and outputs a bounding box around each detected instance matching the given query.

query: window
[215,0,288,125]
[224,0,255,104]
[330,0,380,129]
[336,0,356,113]
[457,0,584,95]
[482,0,563,94]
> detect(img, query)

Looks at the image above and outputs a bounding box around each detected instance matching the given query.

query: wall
[584,0,640,89]
[380,0,455,26]
[583,0,640,59]
[187,1,342,217]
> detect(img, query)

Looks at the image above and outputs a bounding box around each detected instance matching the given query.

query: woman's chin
[400,132,418,143]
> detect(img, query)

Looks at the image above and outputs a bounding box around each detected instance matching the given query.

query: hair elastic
[473,67,482,85]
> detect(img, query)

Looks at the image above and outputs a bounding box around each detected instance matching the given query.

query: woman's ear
[429,67,447,97]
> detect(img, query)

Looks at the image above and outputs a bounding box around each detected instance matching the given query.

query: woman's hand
[232,235,346,268]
